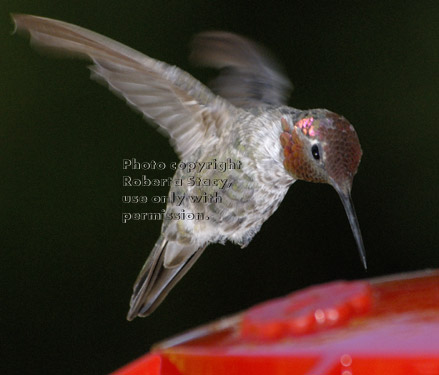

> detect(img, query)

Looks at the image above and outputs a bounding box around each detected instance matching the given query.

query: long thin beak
[335,186,367,270]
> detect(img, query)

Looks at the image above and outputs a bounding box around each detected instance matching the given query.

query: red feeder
[112,270,439,375]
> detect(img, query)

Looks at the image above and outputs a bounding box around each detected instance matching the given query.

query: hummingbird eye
[311,144,320,160]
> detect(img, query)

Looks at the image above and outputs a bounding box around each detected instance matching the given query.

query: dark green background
[2,1,438,373]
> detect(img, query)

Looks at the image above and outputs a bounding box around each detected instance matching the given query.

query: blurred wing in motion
[12,14,234,160]
[190,31,292,108]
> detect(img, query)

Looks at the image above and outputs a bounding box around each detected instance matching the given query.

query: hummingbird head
[280,111,367,269]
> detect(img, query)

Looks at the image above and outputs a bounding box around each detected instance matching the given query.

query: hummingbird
[13,14,366,320]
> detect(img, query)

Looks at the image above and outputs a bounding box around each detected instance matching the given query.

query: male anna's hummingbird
[13,14,366,320]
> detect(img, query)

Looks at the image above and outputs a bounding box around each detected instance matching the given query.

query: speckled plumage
[13,15,366,320]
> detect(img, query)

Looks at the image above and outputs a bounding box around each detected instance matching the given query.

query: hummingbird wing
[12,14,234,160]
[190,31,292,108]
[127,236,206,320]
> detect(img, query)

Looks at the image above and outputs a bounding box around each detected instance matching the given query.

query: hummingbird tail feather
[127,236,206,320]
